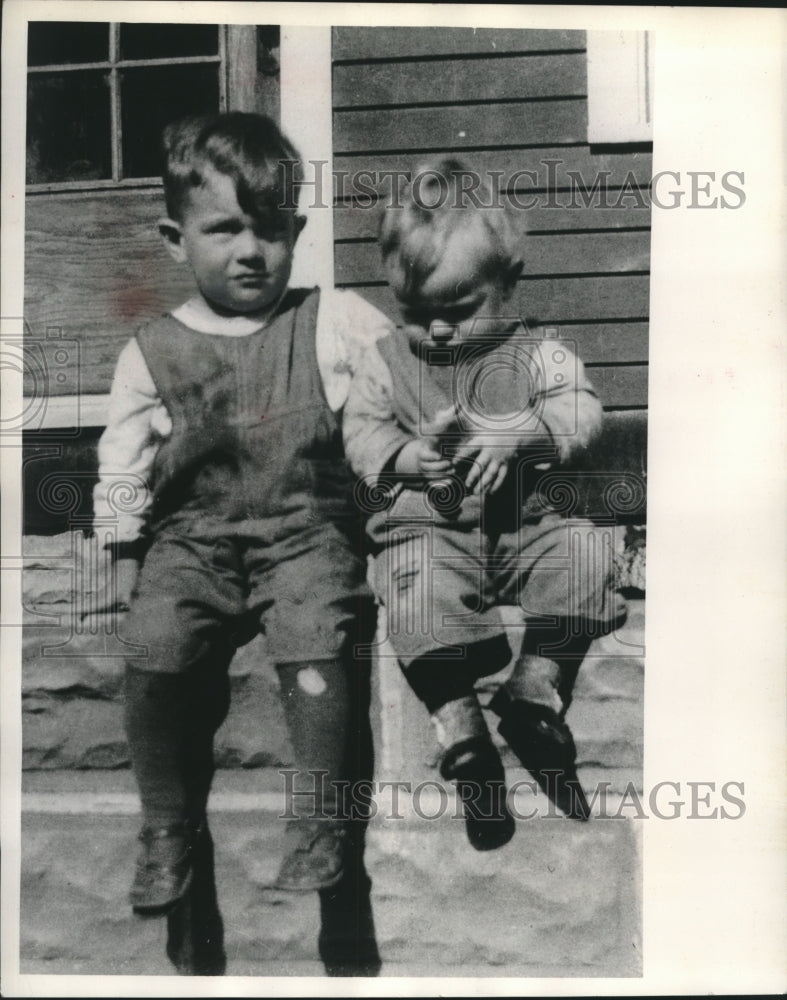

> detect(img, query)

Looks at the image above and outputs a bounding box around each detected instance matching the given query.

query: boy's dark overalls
[122,288,379,974]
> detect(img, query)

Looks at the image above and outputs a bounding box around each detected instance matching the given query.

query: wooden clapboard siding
[24,190,194,396]
[335,200,651,241]
[521,275,650,322]
[335,231,651,284]
[340,276,650,329]
[335,101,589,152]
[334,148,652,194]
[333,53,587,107]
[547,323,648,365]
[332,28,586,60]
[584,364,648,409]
[331,26,651,410]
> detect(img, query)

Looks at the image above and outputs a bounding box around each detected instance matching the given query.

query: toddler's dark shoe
[440,737,516,851]
[432,695,515,851]
[274,819,346,891]
[490,688,591,821]
[130,820,196,916]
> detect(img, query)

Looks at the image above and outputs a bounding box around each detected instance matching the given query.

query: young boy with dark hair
[344,159,627,844]
[91,114,389,961]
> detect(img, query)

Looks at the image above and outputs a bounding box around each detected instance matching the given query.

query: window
[586,31,654,145]
[26,22,227,188]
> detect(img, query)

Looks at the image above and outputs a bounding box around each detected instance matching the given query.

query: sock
[430,694,489,758]
[124,666,192,828]
[504,653,562,714]
[183,665,231,821]
[277,659,351,819]
[506,618,594,716]
[124,664,231,828]
[405,658,477,716]
[404,635,510,715]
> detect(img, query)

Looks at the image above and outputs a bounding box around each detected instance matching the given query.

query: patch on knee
[297,666,327,696]
[390,565,420,595]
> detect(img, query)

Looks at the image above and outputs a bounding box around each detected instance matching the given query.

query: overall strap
[376,327,453,436]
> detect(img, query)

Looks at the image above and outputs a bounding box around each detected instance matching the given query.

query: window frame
[586,30,654,145]
[19,22,287,432]
[25,22,235,194]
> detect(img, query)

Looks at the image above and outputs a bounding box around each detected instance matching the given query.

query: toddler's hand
[395,439,453,482]
[454,434,517,496]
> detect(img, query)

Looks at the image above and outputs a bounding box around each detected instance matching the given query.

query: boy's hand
[394,439,453,481]
[82,557,139,619]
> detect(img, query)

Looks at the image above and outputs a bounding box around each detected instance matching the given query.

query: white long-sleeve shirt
[343,333,603,484]
[93,287,393,541]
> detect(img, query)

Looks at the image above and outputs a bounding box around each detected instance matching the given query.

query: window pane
[121,65,219,178]
[28,21,109,66]
[27,72,111,183]
[119,23,218,60]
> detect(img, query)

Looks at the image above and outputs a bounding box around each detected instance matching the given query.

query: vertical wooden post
[279,27,334,291]
[225,25,257,113]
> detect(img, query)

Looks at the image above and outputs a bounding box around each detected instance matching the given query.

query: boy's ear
[293,214,307,241]
[158,218,188,263]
